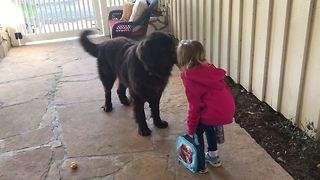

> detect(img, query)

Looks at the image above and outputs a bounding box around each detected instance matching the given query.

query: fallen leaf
[277,157,286,163]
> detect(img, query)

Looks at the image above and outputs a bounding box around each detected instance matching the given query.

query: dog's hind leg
[117,83,130,106]
[99,71,116,112]
[133,97,151,136]
[149,97,168,128]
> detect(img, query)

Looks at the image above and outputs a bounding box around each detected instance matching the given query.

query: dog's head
[136,32,178,77]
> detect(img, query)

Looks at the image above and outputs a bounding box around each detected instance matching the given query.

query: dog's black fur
[80,30,177,136]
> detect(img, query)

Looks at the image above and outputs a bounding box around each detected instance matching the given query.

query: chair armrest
[112,21,136,34]
[112,21,146,38]
[109,10,123,20]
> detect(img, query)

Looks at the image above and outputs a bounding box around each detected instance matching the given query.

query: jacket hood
[181,63,226,89]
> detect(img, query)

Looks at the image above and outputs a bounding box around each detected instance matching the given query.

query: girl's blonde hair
[177,40,206,71]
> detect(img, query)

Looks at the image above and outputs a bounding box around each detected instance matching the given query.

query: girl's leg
[204,125,221,167]
[196,124,205,151]
[204,125,218,152]
[195,124,206,171]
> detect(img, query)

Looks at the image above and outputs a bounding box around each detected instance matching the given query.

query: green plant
[278,120,320,158]
[304,122,319,138]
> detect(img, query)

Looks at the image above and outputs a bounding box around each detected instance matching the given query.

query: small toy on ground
[70,161,78,170]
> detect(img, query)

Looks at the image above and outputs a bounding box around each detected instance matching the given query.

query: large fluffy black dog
[80,30,177,136]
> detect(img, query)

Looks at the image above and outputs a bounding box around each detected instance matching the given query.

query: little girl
[177,40,235,173]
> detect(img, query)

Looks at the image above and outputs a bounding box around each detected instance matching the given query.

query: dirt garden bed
[225,77,320,180]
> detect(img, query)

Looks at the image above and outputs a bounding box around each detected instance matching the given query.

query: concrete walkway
[0,38,293,180]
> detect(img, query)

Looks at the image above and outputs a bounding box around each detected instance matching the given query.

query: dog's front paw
[138,127,152,136]
[154,120,169,129]
[101,105,113,112]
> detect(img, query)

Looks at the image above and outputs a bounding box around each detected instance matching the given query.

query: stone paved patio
[0,37,293,180]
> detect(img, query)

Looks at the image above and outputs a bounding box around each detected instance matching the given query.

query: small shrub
[278,120,320,158]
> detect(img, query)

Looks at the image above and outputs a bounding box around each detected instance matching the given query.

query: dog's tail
[80,30,99,57]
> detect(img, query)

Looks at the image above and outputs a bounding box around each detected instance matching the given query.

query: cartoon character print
[178,144,193,164]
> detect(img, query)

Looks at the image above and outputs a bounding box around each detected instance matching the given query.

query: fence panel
[167,0,320,134]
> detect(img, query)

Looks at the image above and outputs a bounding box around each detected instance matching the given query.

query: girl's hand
[188,134,194,138]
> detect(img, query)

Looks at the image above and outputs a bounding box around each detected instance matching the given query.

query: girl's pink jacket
[181,63,235,135]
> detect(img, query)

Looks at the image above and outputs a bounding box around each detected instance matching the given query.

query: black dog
[80,30,177,136]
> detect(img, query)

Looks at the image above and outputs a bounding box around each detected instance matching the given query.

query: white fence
[107,0,125,7]
[16,0,98,35]
[12,0,127,44]
[167,0,320,136]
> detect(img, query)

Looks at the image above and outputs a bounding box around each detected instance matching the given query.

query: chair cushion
[129,0,148,22]
[120,2,134,21]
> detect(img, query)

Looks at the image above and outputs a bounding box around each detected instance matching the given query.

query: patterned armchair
[108,0,158,40]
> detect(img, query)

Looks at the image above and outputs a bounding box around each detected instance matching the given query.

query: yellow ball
[70,161,78,170]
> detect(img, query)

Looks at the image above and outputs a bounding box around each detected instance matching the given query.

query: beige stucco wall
[167,0,320,136]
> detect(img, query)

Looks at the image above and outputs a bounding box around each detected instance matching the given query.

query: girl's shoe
[198,168,208,174]
[205,152,222,167]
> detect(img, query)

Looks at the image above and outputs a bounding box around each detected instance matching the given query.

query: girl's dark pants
[195,123,218,171]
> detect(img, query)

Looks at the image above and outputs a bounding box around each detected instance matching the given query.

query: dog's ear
[136,38,155,70]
